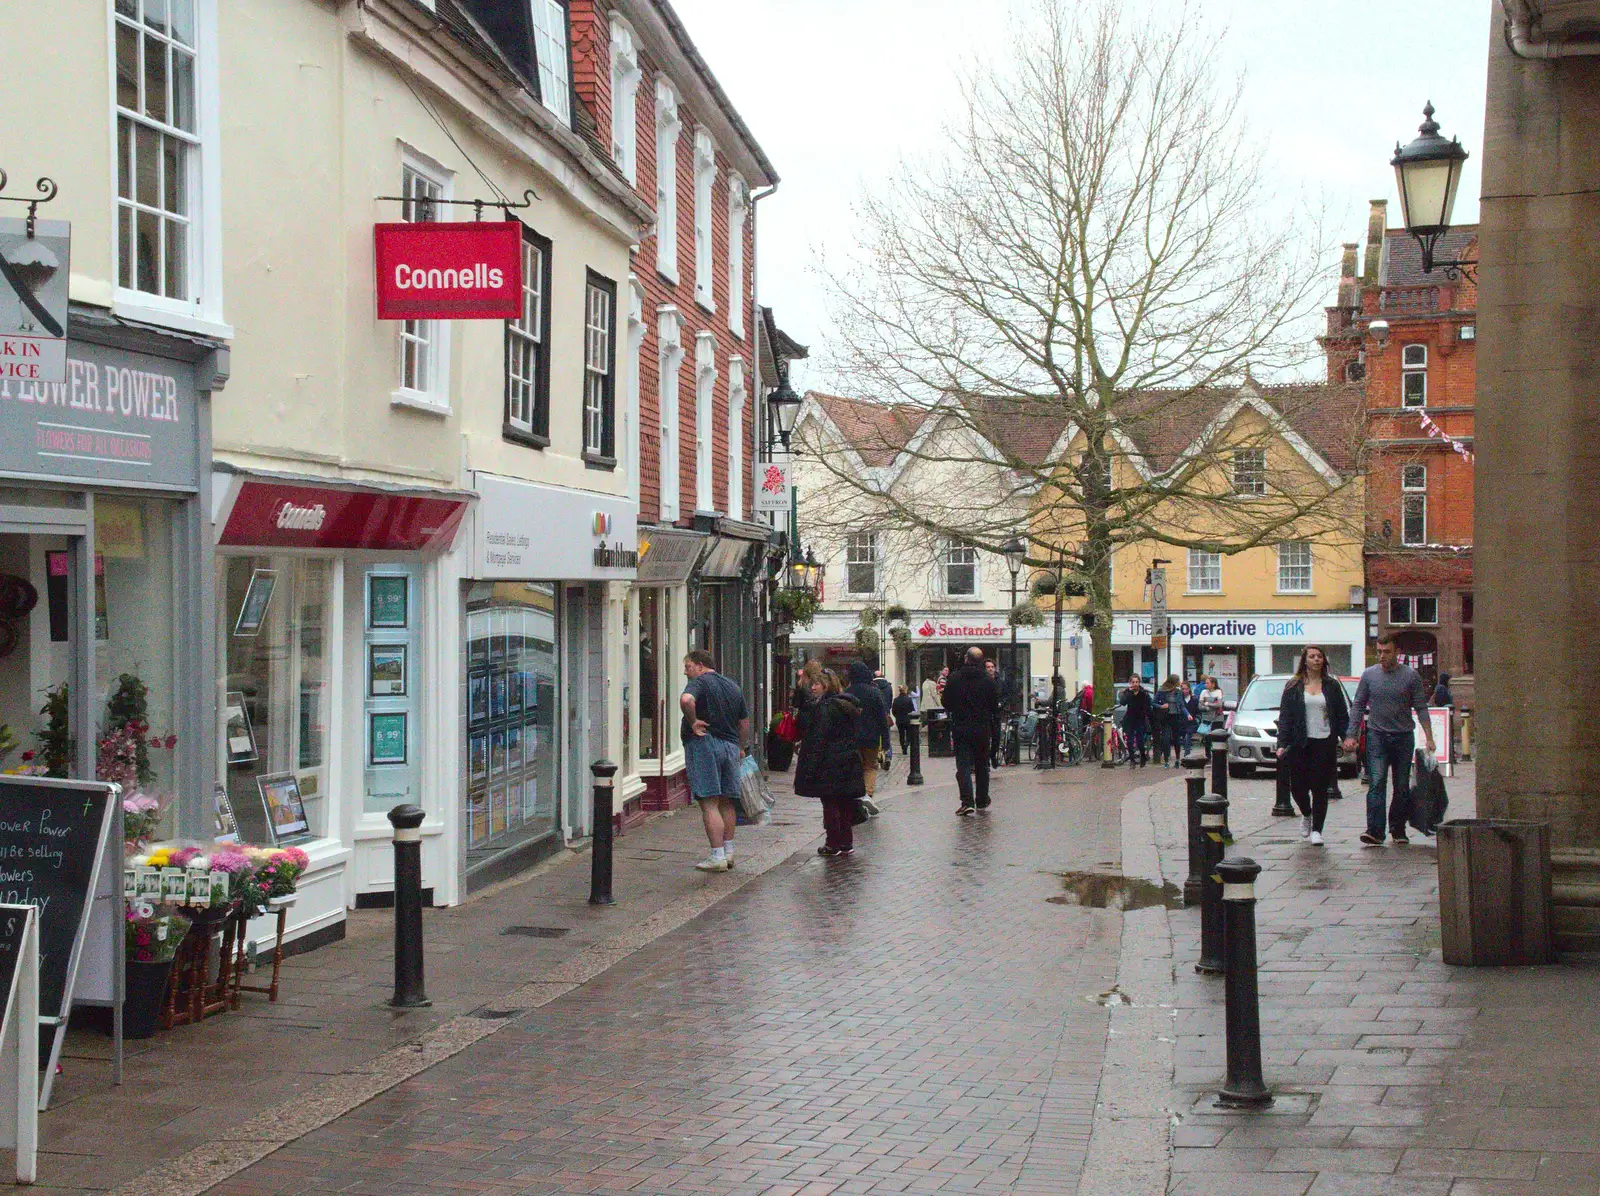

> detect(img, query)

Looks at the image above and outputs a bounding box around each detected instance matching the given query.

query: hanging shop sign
[374,221,522,320]
[752,459,791,513]
[471,473,636,580]
[218,479,469,551]
[635,527,705,585]
[0,217,70,384]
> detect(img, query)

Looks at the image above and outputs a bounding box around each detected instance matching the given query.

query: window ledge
[1274,590,1315,597]
[695,292,716,315]
[503,425,551,450]
[1183,590,1224,597]
[391,392,451,417]
[584,452,618,471]
[111,296,234,342]
[657,266,680,287]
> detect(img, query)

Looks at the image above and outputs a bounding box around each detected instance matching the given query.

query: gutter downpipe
[1501,0,1600,57]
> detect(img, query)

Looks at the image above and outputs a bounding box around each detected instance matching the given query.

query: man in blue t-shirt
[680,649,750,873]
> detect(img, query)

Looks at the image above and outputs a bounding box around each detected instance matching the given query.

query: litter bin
[926,709,954,758]
[1436,819,1556,966]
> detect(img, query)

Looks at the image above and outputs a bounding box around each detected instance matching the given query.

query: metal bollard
[1215,855,1273,1108]
[1195,795,1229,975]
[387,804,431,1009]
[589,759,618,905]
[907,713,924,785]
[1271,758,1296,817]
[1209,731,1229,800]
[1184,774,1207,906]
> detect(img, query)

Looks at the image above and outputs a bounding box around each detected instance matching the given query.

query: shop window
[1276,541,1313,593]
[1187,549,1221,594]
[942,541,978,597]
[584,272,617,462]
[218,556,331,843]
[1272,644,1352,676]
[608,16,640,183]
[636,588,674,761]
[464,583,559,869]
[530,0,571,124]
[654,80,681,282]
[1402,344,1427,408]
[693,129,717,311]
[505,224,551,442]
[846,532,880,596]
[1112,649,1134,685]
[1232,449,1266,496]
[396,161,449,406]
[1401,463,1426,546]
[114,0,202,308]
[362,568,420,815]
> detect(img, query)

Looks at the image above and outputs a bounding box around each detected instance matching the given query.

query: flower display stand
[161,905,244,1029]
[231,894,296,1005]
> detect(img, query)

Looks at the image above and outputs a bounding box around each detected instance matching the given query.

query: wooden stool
[162,906,241,1028]
[233,895,295,1005]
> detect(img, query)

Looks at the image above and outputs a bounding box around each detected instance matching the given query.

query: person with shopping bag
[793,670,867,857]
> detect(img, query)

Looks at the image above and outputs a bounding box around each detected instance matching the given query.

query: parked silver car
[1227,674,1361,779]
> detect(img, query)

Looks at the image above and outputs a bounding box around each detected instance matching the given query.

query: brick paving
[199,757,1142,1196]
[1152,764,1600,1196]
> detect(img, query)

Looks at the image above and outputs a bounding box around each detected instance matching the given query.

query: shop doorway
[1394,630,1439,691]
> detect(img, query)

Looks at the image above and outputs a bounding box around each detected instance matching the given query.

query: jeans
[1365,728,1414,838]
[953,725,991,807]
[1289,736,1338,832]
[821,796,855,851]
[1125,724,1148,764]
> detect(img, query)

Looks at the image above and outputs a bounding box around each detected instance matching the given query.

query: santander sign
[916,619,1006,640]
[374,221,522,320]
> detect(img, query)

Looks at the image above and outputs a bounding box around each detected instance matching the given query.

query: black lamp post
[765,367,802,453]
[1002,536,1026,714]
[1391,103,1476,282]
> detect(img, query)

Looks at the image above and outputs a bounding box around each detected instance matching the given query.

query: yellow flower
[147,849,171,867]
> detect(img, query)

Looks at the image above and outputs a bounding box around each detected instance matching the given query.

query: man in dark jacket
[846,661,892,800]
[943,646,1000,814]
[1119,677,1153,766]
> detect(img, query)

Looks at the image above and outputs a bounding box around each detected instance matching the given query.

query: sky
[669,0,1491,388]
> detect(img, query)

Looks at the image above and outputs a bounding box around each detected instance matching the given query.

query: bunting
[1418,411,1474,463]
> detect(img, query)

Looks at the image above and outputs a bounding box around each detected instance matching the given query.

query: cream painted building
[4,0,652,951]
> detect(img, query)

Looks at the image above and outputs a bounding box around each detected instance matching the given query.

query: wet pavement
[205,758,1146,1196]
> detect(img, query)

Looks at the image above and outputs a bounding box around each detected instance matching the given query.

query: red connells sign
[374,221,522,320]
[220,481,469,552]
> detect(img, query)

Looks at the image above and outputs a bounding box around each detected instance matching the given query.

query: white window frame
[658,306,683,521]
[1401,463,1427,546]
[654,80,681,283]
[584,275,616,459]
[391,155,453,414]
[608,17,641,184]
[505,227,548,437]
[530,0,571,125]
[1187,549,1222,594]
[1388,596,1413,625]
[846,532,881,597]
[1232,449,1266,496]
[110,0,227,335]
[1276,541,1313,594]
[727,356,746,517]
[1414,595,1440,625]
[727,172,748,338]
[1401,343,1427,409]
[693,129,717,311]
[624,277,646,500]
[694,332,717,511]
[942,541,979,598]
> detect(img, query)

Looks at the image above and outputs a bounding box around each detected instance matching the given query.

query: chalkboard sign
[0,779,115,1022]
[0,907,25,1018]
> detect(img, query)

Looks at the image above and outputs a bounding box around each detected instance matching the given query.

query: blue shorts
[686,734,741,799]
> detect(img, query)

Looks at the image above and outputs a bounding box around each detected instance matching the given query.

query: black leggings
[897,721,912,753]
[1289,737,1338,831]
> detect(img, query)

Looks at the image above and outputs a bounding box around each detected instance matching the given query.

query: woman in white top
[1276,646,1351,846]
[1198,677,1226,729]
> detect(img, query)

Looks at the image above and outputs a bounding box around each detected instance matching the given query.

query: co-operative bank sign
[1120,616,1322,641]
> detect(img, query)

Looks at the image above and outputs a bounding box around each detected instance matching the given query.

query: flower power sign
[374,220,522,320]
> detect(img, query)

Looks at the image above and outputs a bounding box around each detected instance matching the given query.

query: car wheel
[1228,763,1254,779]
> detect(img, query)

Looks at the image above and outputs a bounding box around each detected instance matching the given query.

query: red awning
[218,479,468,552]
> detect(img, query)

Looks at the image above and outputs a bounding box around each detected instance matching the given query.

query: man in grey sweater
[1344,633,1436,845]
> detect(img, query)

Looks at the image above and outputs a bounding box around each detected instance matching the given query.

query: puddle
[1048,871,1184,911]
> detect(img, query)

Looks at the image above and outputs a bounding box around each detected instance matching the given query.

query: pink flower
[164,734,177,750]
[209,848,252,874]
[20,751,33,762]
[169,846,201,868]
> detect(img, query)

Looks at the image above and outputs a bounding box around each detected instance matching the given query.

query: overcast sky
[671,0,1491,388]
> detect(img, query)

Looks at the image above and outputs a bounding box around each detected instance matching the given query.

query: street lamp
[786,547,821,593]
[1002,537,1026,714]
[1391,103,1476,282]
[765,367,802,452]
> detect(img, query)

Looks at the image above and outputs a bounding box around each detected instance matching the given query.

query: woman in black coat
[891,686,917,753]
[1276,646,1351,846]
[793,672,867,857]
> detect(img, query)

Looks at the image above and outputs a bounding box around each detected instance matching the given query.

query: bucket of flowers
[123,901,190,1038]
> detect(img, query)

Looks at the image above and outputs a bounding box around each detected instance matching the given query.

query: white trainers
[1309,831,1324,846]
[1301,815,1314,839]
[694,857,729,873]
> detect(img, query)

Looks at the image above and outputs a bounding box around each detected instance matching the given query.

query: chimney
[1337,242,1360,308]
[1362,199,1388,284]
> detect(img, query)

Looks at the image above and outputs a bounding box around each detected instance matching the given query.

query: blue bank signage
[1118,614,1355,642]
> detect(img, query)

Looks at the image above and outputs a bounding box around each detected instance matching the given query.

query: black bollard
[907,714,924,786]
[1184,774,1207,906]
[589,759,618,905]
[1271,755,1296,817]
[387,804,431,1009]
[1195,795,1229,975]
[1215,855,1273,1109]
[1209,730,1229,800]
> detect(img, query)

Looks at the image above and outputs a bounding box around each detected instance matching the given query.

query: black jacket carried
[845,662,891,749]
[793,694,867,800]
[1277,677,1351,752]
[942,662,999,728]
[891,693,916,725]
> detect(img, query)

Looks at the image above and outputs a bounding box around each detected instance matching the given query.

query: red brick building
[1323,200,1477,702]
[570,1,781,813]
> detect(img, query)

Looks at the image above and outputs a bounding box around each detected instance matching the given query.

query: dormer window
[530,1,571,124]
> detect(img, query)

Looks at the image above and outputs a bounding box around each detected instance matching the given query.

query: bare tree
[804,0,1359,708]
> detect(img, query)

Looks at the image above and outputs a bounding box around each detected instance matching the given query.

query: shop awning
[214,470,472,552]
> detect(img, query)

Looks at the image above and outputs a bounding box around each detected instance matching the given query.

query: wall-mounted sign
[471,472,636,580]
[753,460,791,513]
[915,619,1007,640]
[635,527,705,585]
[217,479,469,552]
[0,217,70,384]
[374,221,521,320]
